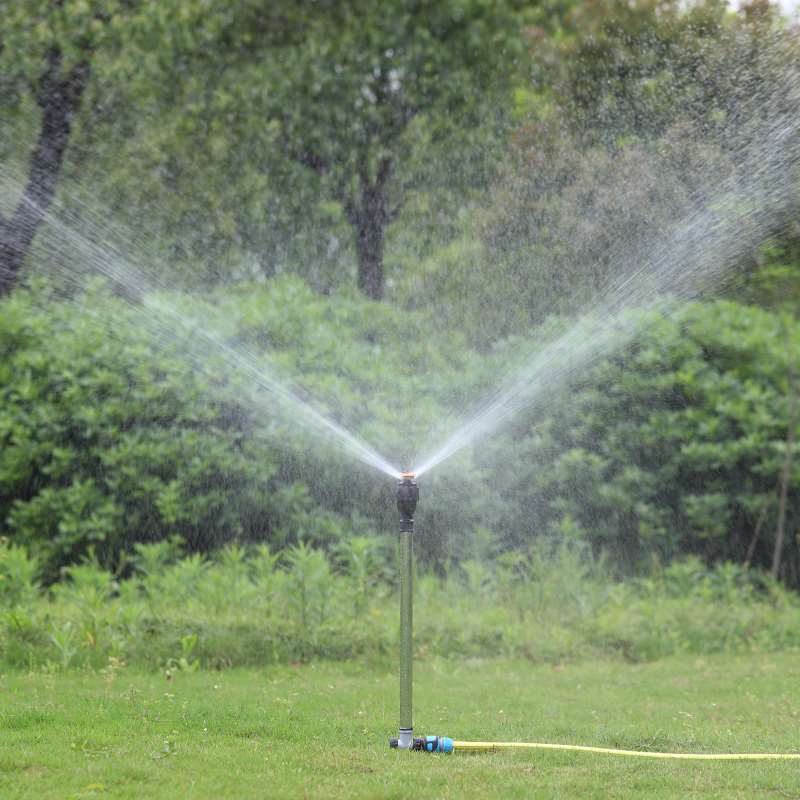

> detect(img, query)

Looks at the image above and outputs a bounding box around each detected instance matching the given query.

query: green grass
[2,653,800,799]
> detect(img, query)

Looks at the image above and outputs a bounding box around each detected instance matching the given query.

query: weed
[1,540,798,671]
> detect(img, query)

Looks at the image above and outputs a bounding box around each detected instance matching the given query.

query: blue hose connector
[390,734,454,752]
[422,735,454,753]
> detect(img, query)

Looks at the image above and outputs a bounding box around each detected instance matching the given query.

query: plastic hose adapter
[390,735,454,753]
[420,736,454,753]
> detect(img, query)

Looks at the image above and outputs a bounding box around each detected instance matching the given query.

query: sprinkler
[389,471,418,750]
[387,474,800,762]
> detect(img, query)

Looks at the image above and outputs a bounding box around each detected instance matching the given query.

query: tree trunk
[772,323,798,580]
[355,212,385,300]
[344,156,396,301]
[744,497,771,568]
[0,48,89,297]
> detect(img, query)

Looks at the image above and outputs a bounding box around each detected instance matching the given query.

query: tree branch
[342,188,360,227]
[294,149,328,175]
[375,155,392,188]
[355,151,370,188]
[0,45,90,296]
[744,497,771,568]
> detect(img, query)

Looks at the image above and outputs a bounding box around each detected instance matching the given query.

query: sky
[734,0,799,14]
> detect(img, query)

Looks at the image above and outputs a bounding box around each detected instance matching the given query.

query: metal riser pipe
[390,472,419,751]
[399,528,413,747]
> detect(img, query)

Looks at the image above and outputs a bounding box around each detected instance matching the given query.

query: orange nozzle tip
[400,471,416,480]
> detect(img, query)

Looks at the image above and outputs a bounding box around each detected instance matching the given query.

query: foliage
[31,0,538,297]
[2,0,798,308]
[255,0,530,298]
[451,2,800,336]
[487,301,800,582]
[0,281,316,576]
[0,279,491,576]
[1,538,798,671]
[551,0,785,147]
[0,536,39,607]
[1,2,799,606]
[436,125,721,335]
[0,278,798,586]
[0,0,152,295]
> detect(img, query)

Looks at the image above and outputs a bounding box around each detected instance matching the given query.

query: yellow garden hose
[407,736,800,759]
[450,740,800,760]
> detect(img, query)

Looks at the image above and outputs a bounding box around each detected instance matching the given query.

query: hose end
[390,735,453,752]
[413,736,454,753]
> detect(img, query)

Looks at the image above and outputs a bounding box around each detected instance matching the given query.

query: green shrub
[485,302,800,582]
[0,537,39,607]
[0,279,490,577]
[0,281,798,588]
[1,541,798,672]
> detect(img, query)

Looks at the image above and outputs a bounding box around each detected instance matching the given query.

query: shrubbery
[486,301,800,582]
[0,279,488,578]
[0,282,276,578]
[1,537,797,671]
[0,281,798,584]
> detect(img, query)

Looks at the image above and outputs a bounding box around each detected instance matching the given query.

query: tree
[264,0,528,299]
[0,1,141,297]
[549,0,786,147]
[471,0,800,337]
[118,0,528,298]
[8,2,550,297]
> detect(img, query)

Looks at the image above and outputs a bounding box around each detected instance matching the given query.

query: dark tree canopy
[122,0,532,298]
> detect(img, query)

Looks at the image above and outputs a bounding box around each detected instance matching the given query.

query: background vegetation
[3,534,800,671]
[1,0,799,671]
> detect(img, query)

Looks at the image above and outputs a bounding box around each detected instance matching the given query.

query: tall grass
[1,536,797,671]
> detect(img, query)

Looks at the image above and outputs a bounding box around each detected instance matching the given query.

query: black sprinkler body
[396,472,419,532]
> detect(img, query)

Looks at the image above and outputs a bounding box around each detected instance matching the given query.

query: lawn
[2,653,800,799]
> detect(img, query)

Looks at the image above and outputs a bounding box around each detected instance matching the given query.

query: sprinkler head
[396,472,419,533]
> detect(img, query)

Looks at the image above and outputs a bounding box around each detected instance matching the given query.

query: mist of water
[413,54,800,477]
[0,163,403,479]
[3,35,799,488]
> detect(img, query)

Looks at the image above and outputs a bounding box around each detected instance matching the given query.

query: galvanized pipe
[392,472,419,751]
[398,526,413,747]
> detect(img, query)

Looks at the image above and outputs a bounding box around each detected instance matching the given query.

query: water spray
[387,476,800,761]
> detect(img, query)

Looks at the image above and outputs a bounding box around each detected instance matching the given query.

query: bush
[485,301,800,582]
[0,279,488,577]
[0,281,797,587]
[1,541,797,672]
